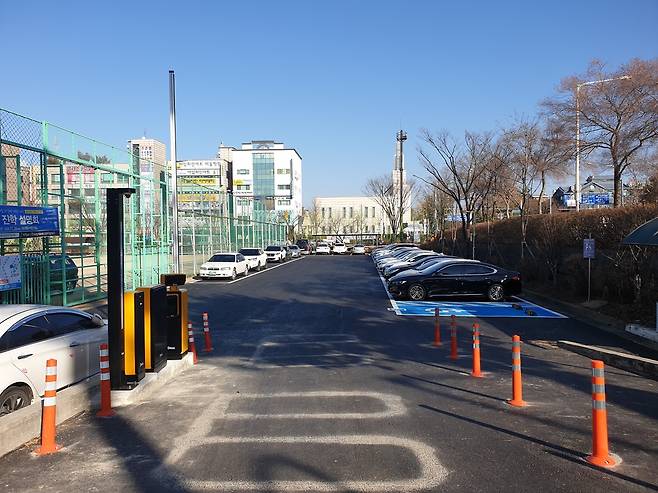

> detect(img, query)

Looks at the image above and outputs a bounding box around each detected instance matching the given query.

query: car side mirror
[91,313,105,327]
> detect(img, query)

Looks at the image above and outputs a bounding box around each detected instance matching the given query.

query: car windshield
[290,246,299,250]
[265,246,281,251]
[355,245,364,248]
[418,259,454,274]
[239,249,261,256]
[335,243,345,247]
[318,243,328,247]
[208,254,235,263]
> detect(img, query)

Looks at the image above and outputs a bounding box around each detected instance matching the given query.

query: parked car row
[372,244,522,302]
[199,244,302,280]
[311,241,367,255]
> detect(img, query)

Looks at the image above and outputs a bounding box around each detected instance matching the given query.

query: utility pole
[396,130,407,242]
[168,70,181,271]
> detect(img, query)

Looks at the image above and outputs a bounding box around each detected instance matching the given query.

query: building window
[237,185,251,191]
[321,207,325,218]
[349,207,353,218]
[278,199,291,206]
[371,207,375,217]
[343,207,346,218]
[237,169,250,175]
[277,184,291,190]
[328,208,332,218]
[276,168,290,175]
[51,174,61,184]
[237,199,250,206]
[101,173,114,184]
[117,174,129,184]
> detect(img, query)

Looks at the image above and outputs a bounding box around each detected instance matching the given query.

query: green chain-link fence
[0,108,288,306]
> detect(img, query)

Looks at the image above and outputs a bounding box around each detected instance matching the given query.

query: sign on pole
[583,238,595,259]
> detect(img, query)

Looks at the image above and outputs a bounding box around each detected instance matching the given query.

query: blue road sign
[583,238,595,259]
[0,205,60,238]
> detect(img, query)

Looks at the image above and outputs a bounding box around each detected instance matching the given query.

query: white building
[222,141,303,224]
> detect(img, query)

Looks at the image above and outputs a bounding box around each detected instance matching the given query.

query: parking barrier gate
[433,308,442,347]
[507,335,526,407]
[188,322,198,365]
[471,322,482,378]
[97,344,115,417]
[37,359,60,455]
[586,360,618,468]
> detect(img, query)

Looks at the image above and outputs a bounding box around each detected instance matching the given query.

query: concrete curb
[557,340,658,381]
[523,289,658,354]
[0,353,194,458]
[111,353,194,407]
[0,375,100,459]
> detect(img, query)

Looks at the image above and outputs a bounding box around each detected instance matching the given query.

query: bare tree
[364,175,416,239]
[418,130,500,249]
[543,58,658,207]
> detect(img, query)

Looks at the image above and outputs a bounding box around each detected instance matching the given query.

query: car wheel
[407,283,427,301]
[487,284,505,302]
[67,279,77,290]
[0,386,32,416]
[231,269,237,281]
[257,262,262,271]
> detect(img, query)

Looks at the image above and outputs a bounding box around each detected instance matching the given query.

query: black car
[387,259,521,301]
[383,254,452,279]
[295,239,311,254]
[49,254,78,291]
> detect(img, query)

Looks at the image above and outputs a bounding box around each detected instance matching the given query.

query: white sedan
[0,305,106,416]
[199,253,249,280]
[239,247,267,272]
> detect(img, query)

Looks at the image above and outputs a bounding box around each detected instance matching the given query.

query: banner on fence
[0,205,60,238]
[0,255,21,291]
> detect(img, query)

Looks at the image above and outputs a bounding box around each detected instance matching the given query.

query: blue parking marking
[391,298,566,318]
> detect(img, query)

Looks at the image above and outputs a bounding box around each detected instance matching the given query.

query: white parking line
[224,391,406,419]
[182,435,447,492]
[197,257,305,285]
[377,272,402,315]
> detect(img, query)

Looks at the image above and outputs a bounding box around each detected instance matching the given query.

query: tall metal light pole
[396,130,407,241]
[575,75,630,212]
[169,70,181,271]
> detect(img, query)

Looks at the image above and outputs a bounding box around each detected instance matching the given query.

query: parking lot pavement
[1,255,658,492]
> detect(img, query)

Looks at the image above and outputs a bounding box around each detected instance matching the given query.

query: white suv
[315,242,331,255]
[332,243,347,255]
[265,245,286,262]
[239,248,267,271]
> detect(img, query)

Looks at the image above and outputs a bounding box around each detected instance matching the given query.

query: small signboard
[0,255,21,291]
[0,205,60,239]
[583,238,596,259]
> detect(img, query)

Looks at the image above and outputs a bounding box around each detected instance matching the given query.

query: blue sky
[1,0,656,206]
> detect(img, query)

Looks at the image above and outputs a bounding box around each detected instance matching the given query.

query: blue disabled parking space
[391,298,566,319]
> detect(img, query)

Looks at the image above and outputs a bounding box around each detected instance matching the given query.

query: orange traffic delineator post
[96,343,115,417]
[586,360,618,468]
[37,359,60,455]
[188,322,198,364]
[471,322,483,378]
[507,335,526,407]
[433,308,442,347]
[202,312,213,353]
[450,315,458,361]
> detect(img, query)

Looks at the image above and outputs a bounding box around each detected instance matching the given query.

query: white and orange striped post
[433,308,441,347]
[471,322,483,378]
[586,360,618,468]
[507,335,526,407]
[188,322,198,365]
[202,312,213,353]
[97,343,115,417]
[37,359,60,455]
[449,315,458,361]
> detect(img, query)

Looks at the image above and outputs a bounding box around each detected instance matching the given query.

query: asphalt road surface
[1,255,657,492]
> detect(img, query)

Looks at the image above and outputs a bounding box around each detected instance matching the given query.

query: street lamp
[575,75,630,211]
[396,130,407,241]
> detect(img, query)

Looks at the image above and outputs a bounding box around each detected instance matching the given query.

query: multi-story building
[222,141,303,225]
[127,137,167,170]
